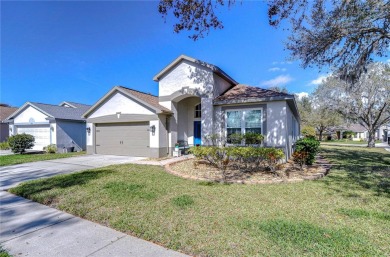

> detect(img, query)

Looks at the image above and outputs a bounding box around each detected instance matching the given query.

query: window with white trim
[226,109,262,142]
[195,104,201,118]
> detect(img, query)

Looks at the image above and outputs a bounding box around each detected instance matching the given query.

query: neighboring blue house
[6,101,91,151]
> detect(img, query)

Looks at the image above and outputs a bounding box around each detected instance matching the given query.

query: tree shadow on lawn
[320,146,390,166]
[9,169,115,199]
[320,165,390,197]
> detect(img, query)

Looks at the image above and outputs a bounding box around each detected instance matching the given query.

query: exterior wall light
[116,112,121,119]
[150,125,156,135]
[86,127,91,134]
[51,126,54,131]
[9,127,12,132]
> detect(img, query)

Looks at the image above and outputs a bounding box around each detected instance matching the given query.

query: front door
[194,121,201,145]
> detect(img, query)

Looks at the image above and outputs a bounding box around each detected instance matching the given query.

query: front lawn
[9,146,390,256]
[321,139,382,145]
[0,151,85,166]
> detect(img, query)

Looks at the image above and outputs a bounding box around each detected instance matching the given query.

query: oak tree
[159,0,390,81]
[314,62,390,147]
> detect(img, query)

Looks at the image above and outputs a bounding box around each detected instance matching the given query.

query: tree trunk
[367,130,376,147]
[319,131,323,141]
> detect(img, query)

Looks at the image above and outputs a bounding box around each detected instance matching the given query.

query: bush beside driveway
[9,145,390,256]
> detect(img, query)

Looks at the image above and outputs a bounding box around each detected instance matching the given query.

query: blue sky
[2,1,333,107]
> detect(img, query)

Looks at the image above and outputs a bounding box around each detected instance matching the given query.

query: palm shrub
[44,144,57,154]
[8,133,35,154]
[294,137,320,165]
[0,141,10,150]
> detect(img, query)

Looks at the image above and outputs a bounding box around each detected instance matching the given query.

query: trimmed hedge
[8,133,35,154]
[189,146,285,174]
[295,137,320,165]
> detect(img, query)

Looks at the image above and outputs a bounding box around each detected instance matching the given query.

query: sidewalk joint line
[85,235,127,257]
[0,216,75,244]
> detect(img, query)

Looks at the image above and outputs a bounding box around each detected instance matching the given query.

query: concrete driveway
[0,154,145,190]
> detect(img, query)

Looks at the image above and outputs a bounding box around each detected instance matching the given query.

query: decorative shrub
[189,146,285,178]
[292,151,308,171]
[294,137,320,165]
[243,132,264,145]
[228,133,243,144]
[0,141,10,150]
[8,133,35,154]
[44,144,57,154]
[301,126,317,138]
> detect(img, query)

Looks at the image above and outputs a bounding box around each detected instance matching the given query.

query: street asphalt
[0,154,189,257]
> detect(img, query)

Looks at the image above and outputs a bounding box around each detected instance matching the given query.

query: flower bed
[166,157,330,184]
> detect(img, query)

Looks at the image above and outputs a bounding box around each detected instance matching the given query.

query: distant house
[325,123,389,142]
[6,101,91,151]
[0,105,18,142]
[83,55,300,159]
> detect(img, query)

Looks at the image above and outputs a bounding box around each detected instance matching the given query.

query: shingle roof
[0,106,18,122]
[214,84,294,103]
[28,102,91,121]
[61,101,92,109]
[118,86,171,113]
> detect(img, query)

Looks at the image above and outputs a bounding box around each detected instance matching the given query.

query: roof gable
[6,102,91,122]
[153,55,238,85]
[83,86,172,118]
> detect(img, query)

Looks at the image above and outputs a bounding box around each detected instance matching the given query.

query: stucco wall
[0,123,10,142]
[158,60,214,97]
[56,120,86,151]
[86,122,94,148]
[14,106,49,124]
[89,92,154,118]
[213,74,232,98]
[286,104,293,159]
[201,98,214,145]
[266,101,287,148]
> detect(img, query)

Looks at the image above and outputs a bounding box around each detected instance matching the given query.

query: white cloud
[272,61,293,65]
[309,75,329,86]
[386,59,390,63]
[262,75,294,87]
[295,92,309,99]
[268,67,287,72]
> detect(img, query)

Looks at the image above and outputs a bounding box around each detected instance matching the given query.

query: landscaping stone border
[164,155,332,184]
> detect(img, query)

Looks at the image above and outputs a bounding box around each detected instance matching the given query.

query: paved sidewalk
[0,191,189,257]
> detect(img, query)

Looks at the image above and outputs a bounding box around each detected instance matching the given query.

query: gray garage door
[95,122,149,156]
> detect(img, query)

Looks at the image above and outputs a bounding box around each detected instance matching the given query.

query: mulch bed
[165,156,331,184]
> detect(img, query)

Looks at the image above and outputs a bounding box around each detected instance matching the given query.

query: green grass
[0,246,12,257]
[321,139,382,145]
[9,145,390,256]
[0,151,85,166]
